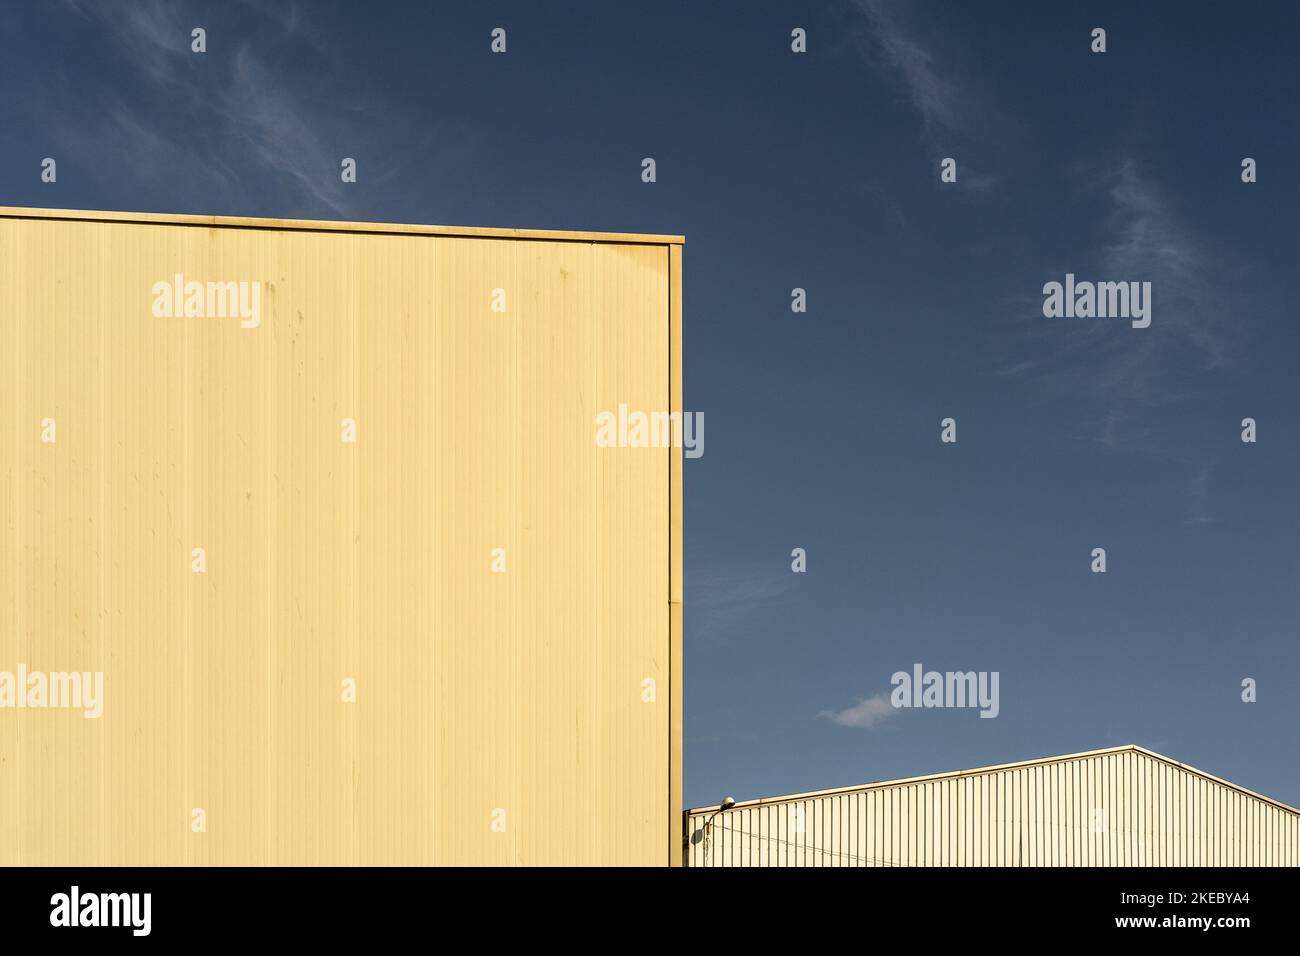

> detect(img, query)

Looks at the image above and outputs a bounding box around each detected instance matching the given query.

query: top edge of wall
[0,206,685,246]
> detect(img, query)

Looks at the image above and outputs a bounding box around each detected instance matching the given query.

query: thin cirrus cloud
[1101,160,1241,389]
[33,0,351,214]
[688,559,798,643]
[852,0,967,137]
[849,0,1007,191]
[34,0,470,218]
[819,692,898,729]
[995,159,1243,526]
[1008,160,1240,419]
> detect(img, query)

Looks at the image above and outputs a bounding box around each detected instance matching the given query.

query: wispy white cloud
[216,45,354,214]
[50,0,351,213]
[849,0,1008,191]
[1100,162,1239,384]
[996,160,1247,525]
[27,0,472,218]
[1183,457,1218,527]
[819,692,898,729]
[854,0,965,136]
[689,559,797,642]
[1008,161,1239,417]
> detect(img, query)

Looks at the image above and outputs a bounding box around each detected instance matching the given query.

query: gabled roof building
[685,746,1299,866]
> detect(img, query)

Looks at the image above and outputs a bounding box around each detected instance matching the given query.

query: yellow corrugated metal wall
[684,747,1300,866]
[0,212,679,865]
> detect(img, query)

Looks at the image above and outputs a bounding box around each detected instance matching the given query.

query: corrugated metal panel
[0,209,682,865]
[684,746,1300,866]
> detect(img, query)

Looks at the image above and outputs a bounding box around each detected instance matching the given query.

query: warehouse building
[685,745,1299,866]
[0,206,683,866]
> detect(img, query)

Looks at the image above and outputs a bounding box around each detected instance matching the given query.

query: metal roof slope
[0,206,685,246]
[686,744,1300,817]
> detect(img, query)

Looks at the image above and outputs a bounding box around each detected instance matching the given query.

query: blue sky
[3,0,1297,809]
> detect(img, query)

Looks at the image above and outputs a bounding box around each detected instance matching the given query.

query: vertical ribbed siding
[685,748,1300,866]
[1,214,677,865]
